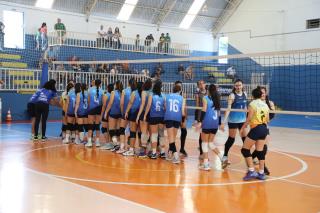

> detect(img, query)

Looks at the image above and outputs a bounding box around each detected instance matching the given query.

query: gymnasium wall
[0,1,216,53]
[217,0,320,53]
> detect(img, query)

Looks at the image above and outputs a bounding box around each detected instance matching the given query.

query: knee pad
[256,151,265,161]
[208,142,216,150]
[159,127,165,137]
[227,137,235,144]
[109,129,115,137]
[138,132,142,139]
[67,123,73,131]
[62,124,67,131]
[84,124,89,132]
[141,133,149,143]
[73,124,78,131]
[95,124,100,131]
[159,136,165,146]
[78,124,84,132]
[101,127,107,134]
[119,127,126,136]
[87,124,93,131]
[151,133,158,143]
[116,129,121,137]
[241,148,251,158]
[201,142,209,153]
[181,128,187,137]
[130,131,136,139]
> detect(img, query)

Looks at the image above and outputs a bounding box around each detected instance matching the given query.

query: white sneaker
[95,141,101,147]
[85,141,93,147]
[123,150,134,156]
[199,162,211,171]
[62,138,69,144]
[74,138,81,145]
[166,151,173,161]
[100,143,114,150]
[116,148,126,154]
[172,153,180,164]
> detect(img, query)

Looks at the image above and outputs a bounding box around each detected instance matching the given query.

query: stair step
[13,80,40,86]
[202,66,218,72]
[216,78,233,83]
[208,72,225,77]
[9,70,34,77]
[0,61,27,68]
[0,53,21,60]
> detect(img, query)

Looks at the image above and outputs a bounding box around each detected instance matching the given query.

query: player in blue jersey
[100,83,114,150]
[74,83,88,144]
[144,80,166,159]
[104,80,123,151]
[33,79,58,141]
[113,78,135,153]
[221,79,248,167]
[164,84,185,164]
[136,78,153,157]
[63,83,77,144]
[123,81,143,156]
[86,79,104,147]
[198,84,224,170]
[27,90,41,140]
[59,80,74,140]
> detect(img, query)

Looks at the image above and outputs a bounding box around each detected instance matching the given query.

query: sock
[180,128,187,151]
[169,143,177,153]
[224,137,235,157]
[242,137,246,143]
[249,167,255,172]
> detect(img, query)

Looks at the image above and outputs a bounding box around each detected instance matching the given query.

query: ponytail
[95,79,102,99]
[208,84,221,110]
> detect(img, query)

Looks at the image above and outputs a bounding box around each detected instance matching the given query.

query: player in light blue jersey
[86,79,104,148]
[63,83,77,144]
[164,84,185,164]
[136,78,153,157]
[144,80,166,159]
[220,79,248,167]
[123,81,143,156]
[74,83,88,144]
[198,84,224,171]
[104,80,123,151]
[100,83,114,150]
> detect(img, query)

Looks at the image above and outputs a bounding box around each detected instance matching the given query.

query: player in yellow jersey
[240,87,269,181]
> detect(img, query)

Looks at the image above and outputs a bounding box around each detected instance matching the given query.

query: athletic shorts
[109,113,122,119]
[228,122,244,130]
[139,111,149,121]
[165,120,181,129]
[247,124,268,141]
[77,114,88,118]
[267,128,270,135]
[128,110,139,122]
[149,117,164,125]
[67,113,75,117]
[202,128,218,134]
[88,106,102,115]
[27,102,36,117]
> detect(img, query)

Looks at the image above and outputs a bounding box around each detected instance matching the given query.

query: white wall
[218,0,320,53]
[0,1,216,52]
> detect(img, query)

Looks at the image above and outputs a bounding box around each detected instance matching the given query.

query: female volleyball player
[86,79,104,147]
[104,80,123,151]
[221,79,248,167]
[27,92,39,140]
[251,86,275,175]
[198,84,224,170]
[136,78,153,157]
[240,87,269,181]
[60,82,74,140]
[164,84,185,164]
[100,83,114,150]
[124,81,143,156]
[74,83,88,144]
[63,83,77,144]
[144,80,166,159]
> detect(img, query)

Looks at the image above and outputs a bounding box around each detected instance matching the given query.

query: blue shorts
[128,110,139,122]
[165,120,181,129]
[247,124,268,141]
[88,106,102,115]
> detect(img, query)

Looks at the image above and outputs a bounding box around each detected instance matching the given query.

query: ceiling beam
[84,0,98,21]
[152,0,178,28]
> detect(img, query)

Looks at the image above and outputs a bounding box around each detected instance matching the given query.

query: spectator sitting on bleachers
[106,27,113,48]
[151,63,164,80]
[184,65,194,80]
[177,64,185,75]
[97,25,106,48]
[47,46,56,70]
[226,66,237,81]
[110,64,118,75]
[70,55,80,71]
[54,18,66,44]
[141,69,149,76]
[113,27,122,49]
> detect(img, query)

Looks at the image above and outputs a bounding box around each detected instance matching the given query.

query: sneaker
[62,138,69,144]
[100,143,114,150]
[221,157,229,169]
[41,136,48,142]
[95,141,101,147]
[179,150,188,157]
[150,153,157,159]
[264,166,270,176]
[74,138,81,145]
[33,135,39,142]
[111,145,120,152]
[30,134,34,140]
[116,148,126,154]
[172,155,181,164]
[123,150,134,156]
[160,152,166,159]
[199,162,211,171]
[85,141,93,148]
[256,173,266,180]
[243,171,258,181]
[166,151,173,161]
[138,151,147,158]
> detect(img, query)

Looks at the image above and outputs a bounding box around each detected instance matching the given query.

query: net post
[41,61,49,87]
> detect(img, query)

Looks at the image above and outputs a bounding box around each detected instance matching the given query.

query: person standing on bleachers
[106,27,113,48]
[40,22,48,51]
[113,27,122,49]
[164,33,171,54]
[54,18,66,44]
[0,21,5,51]
[97,25,106,48]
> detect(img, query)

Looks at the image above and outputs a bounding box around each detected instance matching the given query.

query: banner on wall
[217,84,233,96]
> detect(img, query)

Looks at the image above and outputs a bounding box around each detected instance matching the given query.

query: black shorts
[165,120,181,129]
[228,122,244,130]
[202,128,218,134]
[247,124,268,141]
[109,113,122,119]
[149,117,164,125]
[102,117,108,122]
[67,113,75,117]
[121,113,126,120]
[27,102,36,117]
[77,114,88,118]
[88,106,102,115]
[128,110,139,122]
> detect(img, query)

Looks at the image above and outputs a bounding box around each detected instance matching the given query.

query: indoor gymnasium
[0,0,319,212]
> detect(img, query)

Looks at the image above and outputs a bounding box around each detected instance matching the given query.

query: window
[218,36,228,64]
[306,19,320,29]
[3,10,24,49]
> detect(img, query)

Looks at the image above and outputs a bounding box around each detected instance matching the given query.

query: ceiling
[5,0,230,31]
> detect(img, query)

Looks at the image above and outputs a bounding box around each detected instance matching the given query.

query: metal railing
[48,30,190,56]
[0,68,41,91]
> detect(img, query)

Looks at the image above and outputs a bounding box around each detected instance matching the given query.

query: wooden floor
[0,122,320,213]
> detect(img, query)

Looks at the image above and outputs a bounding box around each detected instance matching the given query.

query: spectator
[106,27,113,48]
[35,28,41,50]
[141,69,149,76]
[158,33,165,52]
[96,64,104,73]
[47,46,56,70]
[40,22,48,51]
[177,64,185,75]
[164,33,171,53]
[135,34,140,51]
[113,27,121,49]
[97,25,106,48]
[70,55,80,71]
[184,64,194,80]
[145,34,154,51]
[226,66,237,81]
[54,18,66,44]
[0,21,4,51]
[121,61,129,73]
[110,64,118,75]
[151,63,164,80]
